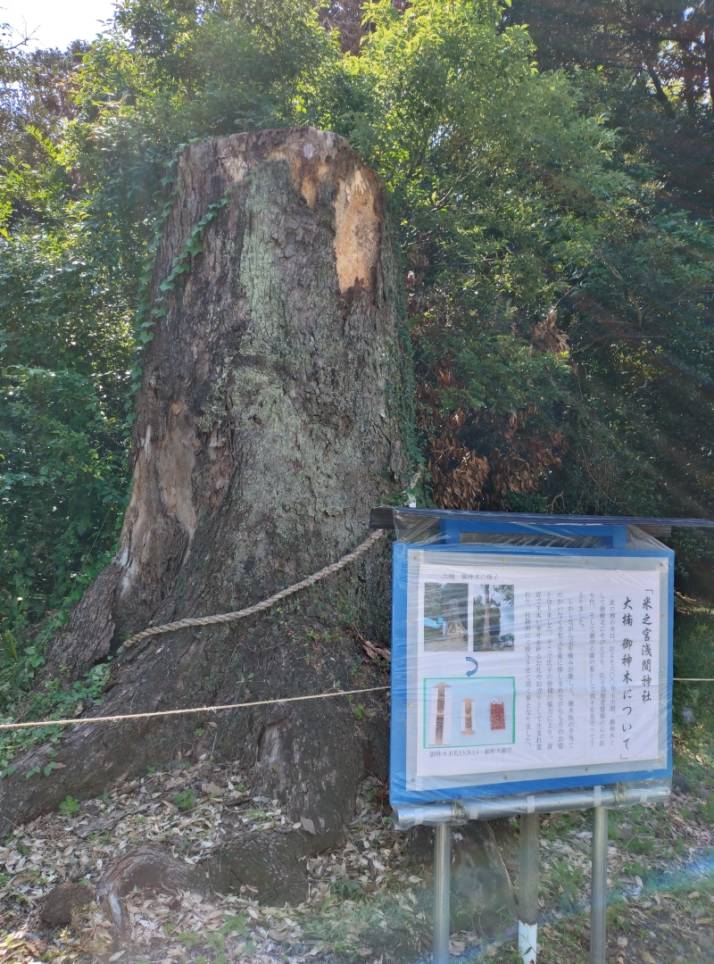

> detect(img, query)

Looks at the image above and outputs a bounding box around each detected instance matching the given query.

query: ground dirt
[3,603,714,963]
[1,741,713,963]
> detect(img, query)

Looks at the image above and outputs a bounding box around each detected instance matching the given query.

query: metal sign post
[519,812,540,964]
[401,784,667,962]
[590,804,609,964]
[432,823,452,963]
[380,507,689,964]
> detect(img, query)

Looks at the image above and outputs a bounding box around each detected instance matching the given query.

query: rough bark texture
[1,128,409,840]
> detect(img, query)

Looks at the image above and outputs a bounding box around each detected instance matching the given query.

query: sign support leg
[518,811,539,963]
[590,804,608,964]
[433,822,451,963]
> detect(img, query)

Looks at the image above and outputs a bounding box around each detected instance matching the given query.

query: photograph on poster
[472,583,515,651]
[423,581,469,651]
[424,676,515,749]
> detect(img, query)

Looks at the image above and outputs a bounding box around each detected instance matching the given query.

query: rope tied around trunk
[0,529,390,732]
[121,527,385,650]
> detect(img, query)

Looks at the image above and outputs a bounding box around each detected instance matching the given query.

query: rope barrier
[2,514,713,736]
[0,686,390,732]
[0,529,390,733]
[121,528,385,650]
[2,678,712,733]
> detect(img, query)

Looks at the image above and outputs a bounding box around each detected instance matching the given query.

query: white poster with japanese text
[403,550,670,792]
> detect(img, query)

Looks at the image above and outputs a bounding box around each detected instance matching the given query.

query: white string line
[0,686,390,732]
[121,528,386,649]
[3,678,712,733]
[2,514,710,734]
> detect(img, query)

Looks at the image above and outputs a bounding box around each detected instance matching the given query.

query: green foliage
[674,604,714,732]
[58,794,81,816]
[172,787,196,811]
[0,222,132,667]
[303,880,429,958]
[351,701,367,721]
[301,0,714,522]
[547,855,587,914]
[173,912,250,960]
[133,191,230,388]
[0,661,110,775]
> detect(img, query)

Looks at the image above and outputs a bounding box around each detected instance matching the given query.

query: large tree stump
[1,128,409,840]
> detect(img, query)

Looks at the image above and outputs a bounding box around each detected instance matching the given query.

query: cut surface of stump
[97,844,209,934]
[38,882,94,929]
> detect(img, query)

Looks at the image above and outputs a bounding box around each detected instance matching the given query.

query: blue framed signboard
[389,518,674,808]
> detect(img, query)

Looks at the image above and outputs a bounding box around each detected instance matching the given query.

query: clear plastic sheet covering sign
[389,511,674,806]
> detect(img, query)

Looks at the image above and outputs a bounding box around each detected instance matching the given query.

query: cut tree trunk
[0,128,410,842]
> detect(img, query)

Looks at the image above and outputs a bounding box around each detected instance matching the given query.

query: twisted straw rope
[0,529,389,733]
[121,528,385,650]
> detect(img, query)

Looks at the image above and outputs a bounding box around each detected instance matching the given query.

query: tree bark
[1,128,410,839]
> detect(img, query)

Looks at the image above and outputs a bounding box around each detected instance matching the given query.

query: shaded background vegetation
[2,0,714,702]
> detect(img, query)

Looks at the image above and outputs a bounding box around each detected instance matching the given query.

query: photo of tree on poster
[423,582,469,651]
[473,584,514,651]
